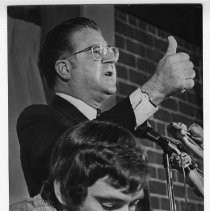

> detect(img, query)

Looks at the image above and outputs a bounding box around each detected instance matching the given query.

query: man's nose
[102,51,119,64]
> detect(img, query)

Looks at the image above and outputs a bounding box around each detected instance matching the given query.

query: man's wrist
[141,78,166,106]
[141,91,157,108]
[129,87,158,126]
[129,87,158,109]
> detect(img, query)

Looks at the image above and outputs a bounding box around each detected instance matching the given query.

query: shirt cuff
[129,87,158,126]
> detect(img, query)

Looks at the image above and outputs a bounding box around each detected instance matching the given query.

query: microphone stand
[135,126,182,211]
[163,153,177,211]
[153,135,181,211]
[135,125,203,210]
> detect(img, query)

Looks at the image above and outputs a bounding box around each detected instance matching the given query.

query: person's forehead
[87,177,144,202]
[72,27,107,50]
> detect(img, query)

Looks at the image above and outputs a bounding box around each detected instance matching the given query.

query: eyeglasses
[70,44,119,61]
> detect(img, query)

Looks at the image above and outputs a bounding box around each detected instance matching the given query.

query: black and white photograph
[2,3,206,211]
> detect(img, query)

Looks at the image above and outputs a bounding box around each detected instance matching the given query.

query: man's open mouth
[104,71,113,76]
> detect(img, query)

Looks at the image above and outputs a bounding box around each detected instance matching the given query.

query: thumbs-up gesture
[165,36,177,56]
[141,36,195,105]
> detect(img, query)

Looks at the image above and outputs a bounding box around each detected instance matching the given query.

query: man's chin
[104,87,117,96]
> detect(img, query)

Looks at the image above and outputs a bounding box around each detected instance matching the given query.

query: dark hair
[41,121,148,210]
[39,17,100,90]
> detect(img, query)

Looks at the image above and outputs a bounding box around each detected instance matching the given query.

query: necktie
[96,108,102,118]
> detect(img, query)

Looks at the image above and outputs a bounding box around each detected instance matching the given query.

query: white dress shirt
[56,87,158,125]
[129,87,158,125]
[56,93,97,120]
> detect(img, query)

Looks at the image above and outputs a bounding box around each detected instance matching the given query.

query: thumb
[165,36,177,56]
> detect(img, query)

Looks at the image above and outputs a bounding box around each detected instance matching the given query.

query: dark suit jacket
[17,95,137,197]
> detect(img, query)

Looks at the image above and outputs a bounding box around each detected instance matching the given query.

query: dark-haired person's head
[41,121,148,211]
[39,17,100,90]
[39,17,119,104]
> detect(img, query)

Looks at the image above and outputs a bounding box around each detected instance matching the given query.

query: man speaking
[17,17,195,197]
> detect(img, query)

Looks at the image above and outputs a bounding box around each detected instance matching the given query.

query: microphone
[135,125,204,197]
[135,125,182,155]
[188,123,203,146]
[167,122,203,159]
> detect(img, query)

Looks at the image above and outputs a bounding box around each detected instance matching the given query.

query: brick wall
[115,9,203,211]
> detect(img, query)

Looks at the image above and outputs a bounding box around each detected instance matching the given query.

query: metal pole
[164,153,177,211]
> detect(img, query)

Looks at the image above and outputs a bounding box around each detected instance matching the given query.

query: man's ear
[53,180,66,205]
[55,60,72,80]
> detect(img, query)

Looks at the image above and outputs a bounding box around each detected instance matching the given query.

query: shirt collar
[55,93,97,120]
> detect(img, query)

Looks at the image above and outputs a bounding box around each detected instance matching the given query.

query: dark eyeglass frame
[70,44,119,61]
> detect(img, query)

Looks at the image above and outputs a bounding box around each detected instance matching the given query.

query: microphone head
[188,123,203,144]
[167,122,203,146]
[167,122,185,140]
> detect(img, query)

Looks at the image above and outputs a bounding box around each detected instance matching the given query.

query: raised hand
[141,36,195,105]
